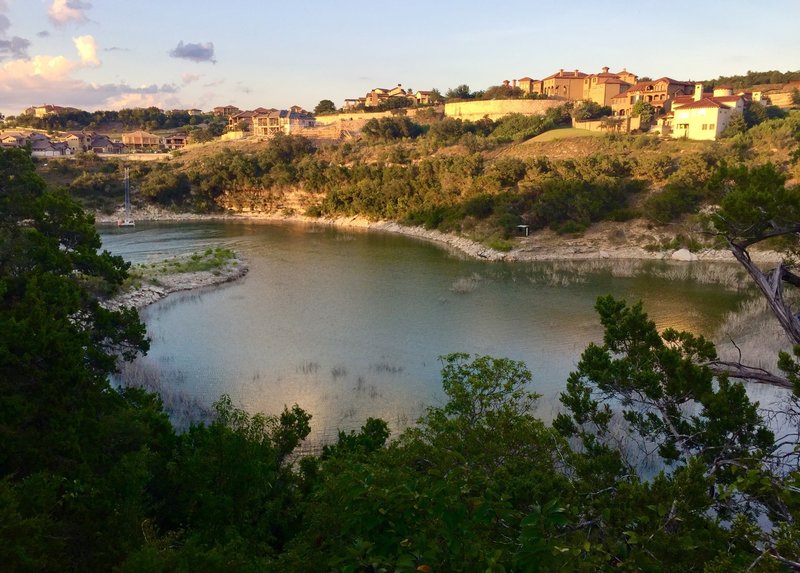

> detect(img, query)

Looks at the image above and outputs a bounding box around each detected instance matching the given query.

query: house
[516,77,543,96]
[364,84,415,108]
[581,67,636,106]
[90,134,125,154]
[227,110,262,131]
[611,77,695,117]
[30,137,71,157]
[252,109,315,138]
[0,132,27,148]
[62,131,93,153]
[24,104,67,118]
[541,69,587,99]
[213,105,241,117]
[187,108,204,116]
[163,133,188,149]
[669,83,745,140]
[413,91,437,105]
[121,130,161,150]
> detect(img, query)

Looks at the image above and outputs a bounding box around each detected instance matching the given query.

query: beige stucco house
[669,84,744,140]
[581,67,636,106]
[252,109,315,138]
[541,69,587,99]
[122,130,161,150]
[611,77,695,116]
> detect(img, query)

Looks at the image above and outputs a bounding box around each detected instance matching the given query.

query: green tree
[445,84,475,100]
[313,99,337,115]
[631,100,656,125]
[0,147,170,571]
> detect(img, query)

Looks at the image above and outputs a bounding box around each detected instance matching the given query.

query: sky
[1,0,799,117]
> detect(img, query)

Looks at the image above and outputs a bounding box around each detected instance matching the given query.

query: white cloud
[181,72,201,85]
[73,34,99,66]
[0,53,183,114]
[48,0,92,26]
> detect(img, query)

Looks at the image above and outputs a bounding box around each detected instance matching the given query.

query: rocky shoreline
[96,205,782,265]
[103,252,249,311]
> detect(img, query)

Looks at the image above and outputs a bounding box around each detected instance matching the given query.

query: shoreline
[103,252,249,311]
[95,207,783,265]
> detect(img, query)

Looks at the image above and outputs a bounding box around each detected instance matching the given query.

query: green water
[100,221,750,440]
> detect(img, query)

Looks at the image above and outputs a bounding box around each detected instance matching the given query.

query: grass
[125,247,237,287]
[530,128,604,142]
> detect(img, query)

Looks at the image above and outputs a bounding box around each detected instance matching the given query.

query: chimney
[693,83,703,102]
[512,79,517,88]
[602,66,609,74]
[574,69,579,76]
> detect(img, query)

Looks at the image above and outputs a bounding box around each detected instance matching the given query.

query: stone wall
[444,99,563,121]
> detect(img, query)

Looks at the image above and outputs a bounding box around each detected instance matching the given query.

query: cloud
[169,40,216,63]
[48,0,92,26]
[181,72,201,85]
[203,79,225,88]
[104,46,128,52]
[0,53,182,114]
[37,30,51,38]
[73,34,99,66]
[0,1,30,60]
[0,35,29,60]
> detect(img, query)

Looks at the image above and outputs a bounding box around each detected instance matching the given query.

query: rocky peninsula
[103,247,249,311]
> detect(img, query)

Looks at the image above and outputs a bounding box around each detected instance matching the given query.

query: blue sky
[1,0,798,116]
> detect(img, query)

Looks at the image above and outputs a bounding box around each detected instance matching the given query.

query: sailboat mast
[124,167,131,220]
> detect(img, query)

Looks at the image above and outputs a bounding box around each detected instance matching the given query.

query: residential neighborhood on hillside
[3,67,799,154]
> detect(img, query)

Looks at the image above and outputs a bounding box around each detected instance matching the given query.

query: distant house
[249,109,313,138]
[90,134,125,154]
[516,77,543,96]
[213,105,241,117]
[187,108,204,116]
[0,132,26,148]
[62,131,93,153]
[668,84,745,140]
[163,133,188,149]
[541,69,588,99]
[24,104,67,118]
[121,130,161,150]
[227,110,261,131]
[30,137,71,157]
[581,67,637,107]
[611,77,695,117]
[413,90,437,105]
[252,109,315,138]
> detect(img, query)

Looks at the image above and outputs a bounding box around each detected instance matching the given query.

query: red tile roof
[673,97,729,110]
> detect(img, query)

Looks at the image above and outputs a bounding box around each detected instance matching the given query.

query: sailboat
[117,167,135,227]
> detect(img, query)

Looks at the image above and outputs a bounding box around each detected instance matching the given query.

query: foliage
[361,116,424,141]
[314,99,337,115]
[631,101,656,125]
[571,100,612,121]
[704,69,800,89]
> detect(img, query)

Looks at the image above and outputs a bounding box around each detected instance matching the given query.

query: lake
[99,221,752,442]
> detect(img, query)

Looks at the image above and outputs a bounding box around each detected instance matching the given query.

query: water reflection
[101,221,750,441]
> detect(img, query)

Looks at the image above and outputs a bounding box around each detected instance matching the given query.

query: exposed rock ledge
[96,206,782,265]
[103,255,249,311]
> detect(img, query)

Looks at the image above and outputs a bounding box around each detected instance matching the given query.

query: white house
[670,84,744,140]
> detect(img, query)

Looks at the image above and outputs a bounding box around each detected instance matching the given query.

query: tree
[445,84,475,100]
[631,100,656,125]
[722,111,748,137]
[0,147,166,571]
[313,99,337,115]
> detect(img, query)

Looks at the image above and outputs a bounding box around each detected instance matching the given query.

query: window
[702,124,708,130]
[709,123,715,130]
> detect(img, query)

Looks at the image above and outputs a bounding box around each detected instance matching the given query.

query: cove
[100,221,750,442]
